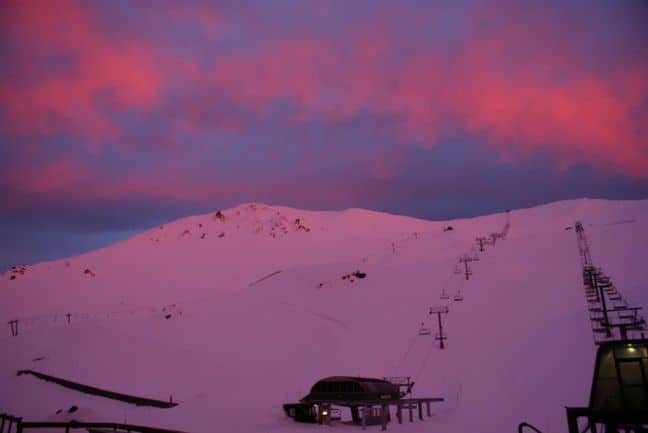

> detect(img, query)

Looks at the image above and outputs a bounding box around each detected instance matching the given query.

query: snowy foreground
[1,199,647,433]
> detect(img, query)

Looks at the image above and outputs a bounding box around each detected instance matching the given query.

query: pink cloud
[4,152,369,211]
[226,15,648,176]
[1,0,646,206]
[1,1,162,145]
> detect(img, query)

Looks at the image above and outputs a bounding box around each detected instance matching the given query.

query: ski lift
[453,265,461,275]
[440,289,450,300]
[418,322,431,336]
[453,290,464,302]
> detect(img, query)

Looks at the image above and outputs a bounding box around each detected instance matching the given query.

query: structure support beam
[397,403,402,424]
[361,407,367,430]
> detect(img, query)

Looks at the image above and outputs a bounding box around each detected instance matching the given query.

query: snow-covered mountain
[1,199,647,433]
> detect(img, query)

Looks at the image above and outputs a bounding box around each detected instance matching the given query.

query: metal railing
[1,414,187,433]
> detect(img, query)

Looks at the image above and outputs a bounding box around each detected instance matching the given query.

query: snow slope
[1,199,647,433]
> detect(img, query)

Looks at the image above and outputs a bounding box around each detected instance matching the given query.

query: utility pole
[429,307,449,349]
[502,209,511,238]
[574,222,591,266]
[8,320,18,337]
[574,220,647,342]
[459,256,474,280]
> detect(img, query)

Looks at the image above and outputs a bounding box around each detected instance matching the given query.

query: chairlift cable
[395,311,432,375]
[394,332,418,375]
[413,340,436,383]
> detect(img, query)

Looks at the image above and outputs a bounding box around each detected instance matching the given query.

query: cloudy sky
[1,0,647,270]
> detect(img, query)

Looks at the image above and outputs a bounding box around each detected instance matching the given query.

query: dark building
[284,376,403,425]
[567,339,648,432]
[303,376,401,402]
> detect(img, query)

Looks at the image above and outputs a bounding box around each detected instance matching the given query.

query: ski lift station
[283,376,443,430]
[566,339,648,432]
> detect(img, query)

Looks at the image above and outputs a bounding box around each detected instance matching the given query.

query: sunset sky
[1,0,647,270]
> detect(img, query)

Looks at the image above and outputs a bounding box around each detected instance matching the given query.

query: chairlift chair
[434,332,447,341]
[614,300,629,309]
[418,322,431,336]
[590,314,605,322]
[618,307,642,321]
[453,265,461,275]
[453,290,464,302]
[440,289,450,300]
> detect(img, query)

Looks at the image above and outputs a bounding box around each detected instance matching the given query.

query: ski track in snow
[273,299,351,332]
